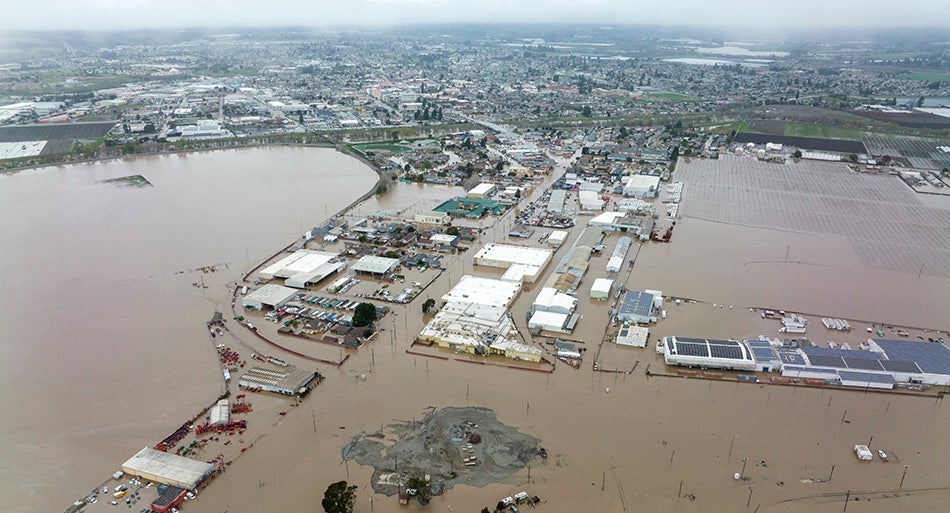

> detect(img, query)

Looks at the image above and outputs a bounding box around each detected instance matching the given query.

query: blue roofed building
[615,290,658,324]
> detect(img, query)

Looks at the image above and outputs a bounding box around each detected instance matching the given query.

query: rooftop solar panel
[880,360,922,373]
[838,371,896,384]
[782,365,840,377]
[873,339,950,375]
[675,342,709,357]
[843,357,885,371]
[801,346,883,359]
[752,347,778,361]
[708,339,741,347]
[747,339,772,348]
[710,345,744,359]
[675,337,706,345]
[806,354,847,368]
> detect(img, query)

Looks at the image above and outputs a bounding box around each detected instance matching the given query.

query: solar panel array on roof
[880,360,922,373]
[838,371,896,384]
[710,344,744,359]
[873,339,950,375]
[801,346,883,359]
[751,347,778,361]
[843,357,885,371]
[807,354,846,368]
[676,337,705,344]
[618,291,655,317]
[675,341,709,357]
[747,339,772,348]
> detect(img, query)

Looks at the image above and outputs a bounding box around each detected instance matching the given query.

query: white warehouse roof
[351,255,400,275]
[474,243,553,267]
[243,284,297,310]
[624,174,661,189]
[468,182,496,196]
[260,250,339,280]
[122,447,214,490]
[442,275,522,308]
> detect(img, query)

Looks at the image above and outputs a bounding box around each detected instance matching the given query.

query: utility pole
[900,465,909,488]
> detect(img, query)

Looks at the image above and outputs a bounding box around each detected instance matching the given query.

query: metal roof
[618,290,655,318]
[122,447,214,490]
[872,338,950,375]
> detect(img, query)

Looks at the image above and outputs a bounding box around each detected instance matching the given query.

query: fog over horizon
[3,0,949,32]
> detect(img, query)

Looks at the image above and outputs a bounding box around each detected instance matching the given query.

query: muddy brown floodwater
[4,147,949,513]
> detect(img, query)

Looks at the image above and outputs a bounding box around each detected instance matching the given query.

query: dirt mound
[343,406,540,498]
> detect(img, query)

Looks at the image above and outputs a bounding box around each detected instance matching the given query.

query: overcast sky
[3,0,948,31]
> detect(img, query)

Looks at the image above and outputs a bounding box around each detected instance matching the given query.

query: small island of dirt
[342,406,543,501]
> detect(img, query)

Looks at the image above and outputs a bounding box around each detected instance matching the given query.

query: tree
[581,105,592,117]
[445,226,459,236]
[353,303,377,327]
[422,298,436,314]
[792,150,802,159]
[322,481,357,513]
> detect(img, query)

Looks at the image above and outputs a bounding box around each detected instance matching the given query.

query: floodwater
[4,146,950,513]
[0,147,378,513]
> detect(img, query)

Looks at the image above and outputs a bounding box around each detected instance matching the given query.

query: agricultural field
[899,72,950,82]
[782,122,866,141]
[353,143,413,153]
[863,134,950,170]
[644,92,704,102]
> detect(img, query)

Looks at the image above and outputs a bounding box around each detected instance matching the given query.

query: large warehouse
[442,274,522,308]
[351,255,400,276]
[259,249,345,288]
[238,366,319,396]
[242,284,298,310]
[662,336,756,371]
[473,243,553,283]
[122,447,214,490]
[622,174,661,198]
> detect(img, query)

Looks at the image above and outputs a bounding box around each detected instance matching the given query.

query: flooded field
[4,147,950,513]
[0,147,378,513]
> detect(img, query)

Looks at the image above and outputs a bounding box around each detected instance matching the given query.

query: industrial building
[616,324,649,347]
[588,212,655,239]
[473,243,553,283]
[242,284,298,310]
[658,336,950,388]
[615,290,658,324]
[441,275,521,308]
[121,447,214,490]
[259,249,345,288]
[418,299,541,362]
[605,237,632,273]
[351,255,400,276]
[209,399,229,425]
[622,174,661,198]
[547,230,568,248]
[544,226,604,294]
[547,189,568,213]
[578,190,603,211]
[662,337,756,371]
[528,310,574,333]
[467,182,496,198]
[590,278,613,301]
[238,366,319,396]
[151,486,188,513]
[413,210,450,225]
[419,275,542,362]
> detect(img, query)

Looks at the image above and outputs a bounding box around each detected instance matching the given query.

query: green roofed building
[433,196,508,218]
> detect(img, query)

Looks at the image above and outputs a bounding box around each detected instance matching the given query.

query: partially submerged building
[238,366,319,396]
[473,243,553,283]
[615,290,659,324]
[259,249,345,288]
[418,276,541,362]
[122,447,214,490]
[242,284,298,310]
